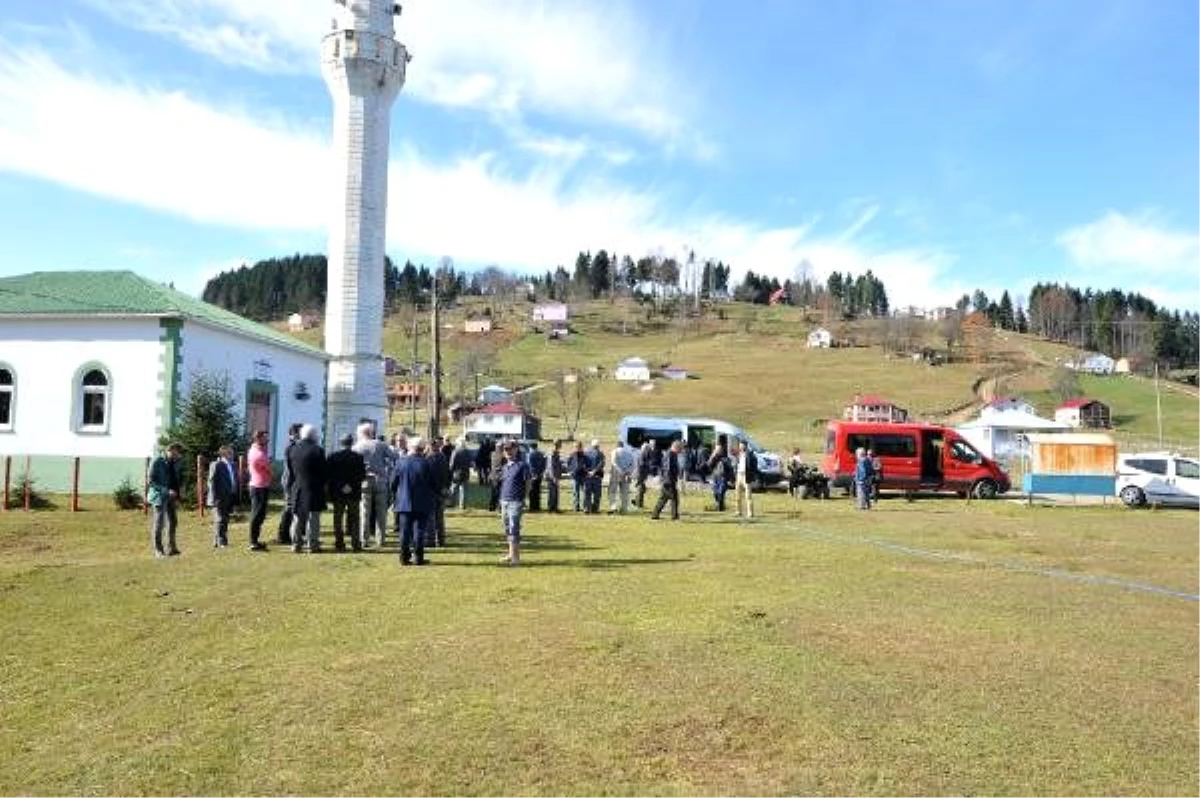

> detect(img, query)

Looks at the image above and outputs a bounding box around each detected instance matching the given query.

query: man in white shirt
[608,439,637,514]
[734,441,756,519]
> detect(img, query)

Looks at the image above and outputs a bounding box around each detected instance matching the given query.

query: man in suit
[545,440,564,513]
[287,424,327,553]
[650,440,683,521]
[425,435,450,548]
[276,422,302,545]
[326,433,366,551]
[391,436,435,566]
[206,444,238,548]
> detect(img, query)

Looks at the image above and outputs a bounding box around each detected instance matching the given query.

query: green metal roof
[0,270,327,358]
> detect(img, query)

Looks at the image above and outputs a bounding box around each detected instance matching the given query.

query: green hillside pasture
[0,495,1195,796]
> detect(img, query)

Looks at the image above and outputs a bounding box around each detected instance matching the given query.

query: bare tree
[939,311,964,359]
[552,369,593,440]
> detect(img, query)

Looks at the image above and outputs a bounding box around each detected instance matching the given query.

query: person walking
[245,429,271,551]
[545,439,564,513]
[425,435,450,548]
[650,440,683,521]
[608,438,636,514]
[733,440,758,519]
[354,421,395,549]
[287,424,327,552]
[449,437,473,510]
[327,433,366,551]
[526,442,547,512]
[275,422,302,545]
[497,441,531,566]
[148,442,184,557]
[854,447,875,510]
[634,440,656,509]
[206,444,238,548]
[390,436,434,566]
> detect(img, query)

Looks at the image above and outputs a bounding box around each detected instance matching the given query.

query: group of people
[145,427,780,566]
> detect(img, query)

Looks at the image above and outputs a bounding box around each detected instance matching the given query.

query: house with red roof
[1054,398,1111,429]
[842,394,909,423]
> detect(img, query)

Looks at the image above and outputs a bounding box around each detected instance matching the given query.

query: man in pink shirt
[246,429,272,551]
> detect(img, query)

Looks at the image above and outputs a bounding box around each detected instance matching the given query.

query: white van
[1116,452,1200,509]
[617,415,783,486]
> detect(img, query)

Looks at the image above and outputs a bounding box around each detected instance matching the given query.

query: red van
[820,420,1011,499]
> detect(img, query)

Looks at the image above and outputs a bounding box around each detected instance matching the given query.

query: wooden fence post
[71,457,81,512]
[2,456,9,511]
[143,457,151,516]
[23,455,31,511]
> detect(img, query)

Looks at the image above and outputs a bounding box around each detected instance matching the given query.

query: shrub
[112,477,143,511]
[5,474,54,510]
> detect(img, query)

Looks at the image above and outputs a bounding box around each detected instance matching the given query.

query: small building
[614,357,651,382]
[956,409,1069,462]
[387,382,424,406]
[287,311,320,332]
[532,303,569,323]
[660,365,689,380]
[478,384,512,405]
[1074,353,1116,375]
[464,318,493,334]
[463,402,541,442]
[806,327,832,349]
[981,396,1037,417]
[1055,398,1112,429]
[843,394,908,423]
[1021,432,1117,499]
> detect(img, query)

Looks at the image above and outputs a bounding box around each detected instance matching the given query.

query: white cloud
[0,40,959,312]
[81,0,712,158]
[1056,211,1199,310]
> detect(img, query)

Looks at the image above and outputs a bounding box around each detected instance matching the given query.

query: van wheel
[1119,485,1146,508]
[972,479,999,500]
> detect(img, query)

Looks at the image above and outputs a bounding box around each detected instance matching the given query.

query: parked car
[1116,453,1200,508]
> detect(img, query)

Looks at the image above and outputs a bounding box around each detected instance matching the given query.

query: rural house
[464,318,493,334]
[478,384,512,405]
[463,402,541,442]
[614,357,651,382]
[1054,398,1112,429]
[843,394,909,423]
[806,327,832,348]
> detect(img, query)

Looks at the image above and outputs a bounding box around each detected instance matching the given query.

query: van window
[949,440,981,464]
[1175,459,1198,479]
[1127,458,1168,475]
[825,429,836,454]
[846,433,916,458]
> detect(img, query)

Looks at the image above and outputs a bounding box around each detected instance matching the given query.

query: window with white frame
[0,366,13,430]
[79,367,111,432]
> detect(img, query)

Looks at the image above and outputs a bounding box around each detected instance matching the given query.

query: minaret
[320,0,408,441]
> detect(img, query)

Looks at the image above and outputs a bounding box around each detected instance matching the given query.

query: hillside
[279,297,1199,456]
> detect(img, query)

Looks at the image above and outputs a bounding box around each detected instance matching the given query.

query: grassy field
[1,493,1196,796]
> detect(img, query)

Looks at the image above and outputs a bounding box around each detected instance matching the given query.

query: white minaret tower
[320,0,408,441]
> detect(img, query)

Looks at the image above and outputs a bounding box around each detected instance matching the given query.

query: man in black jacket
[275,422,302,545]
[287,424,327,552]
[650,440,683,521]
[326,433,366,551]
[526,442,547,512]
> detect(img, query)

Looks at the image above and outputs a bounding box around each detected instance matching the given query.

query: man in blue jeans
[498,441,531,566]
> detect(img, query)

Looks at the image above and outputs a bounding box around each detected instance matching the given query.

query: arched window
[78,367,111,432]
[0,366,13,431]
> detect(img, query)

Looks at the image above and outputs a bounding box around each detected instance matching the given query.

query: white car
[1116,453,1200,509]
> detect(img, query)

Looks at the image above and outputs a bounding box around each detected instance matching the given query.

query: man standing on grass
[326,433,366,551]
[245,429,271,551]
[608,437,636,514]
[583,439,605,514]
[650,440,683,521]
[854,447,875,510]
[206,444,238,549]
[733,440,757,520]
[148,442,183,557]
[498,440,531,566]
[354,421,395,549]
[287,424,327,553]
[276,422,302,546]
[634,439,656,509]
[391,436,434,566]
[425,435,450,548]
[526,441,547,512]
[567,440,586,512]
[545,439,564,513]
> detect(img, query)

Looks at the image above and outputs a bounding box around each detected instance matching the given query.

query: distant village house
[1054,398,1112,429]
[843,394,909,423]
[614,357,651,382]
[806,327,832,349]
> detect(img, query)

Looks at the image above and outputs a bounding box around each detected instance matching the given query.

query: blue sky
[0,0,1196,313]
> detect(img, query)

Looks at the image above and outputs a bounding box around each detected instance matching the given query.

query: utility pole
[410,314,419,432]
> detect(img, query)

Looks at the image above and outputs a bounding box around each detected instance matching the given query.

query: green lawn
[1,493,1196,796]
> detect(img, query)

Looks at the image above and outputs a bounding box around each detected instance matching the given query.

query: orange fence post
[71,457,81,512]
[23,455,31,511]
[2,456,9,511]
